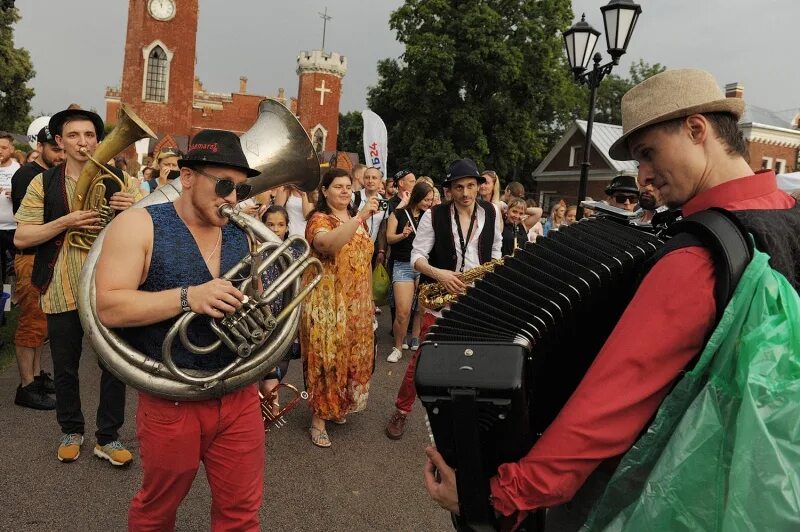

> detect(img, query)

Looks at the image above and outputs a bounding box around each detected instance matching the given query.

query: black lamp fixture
[561,0,641,218]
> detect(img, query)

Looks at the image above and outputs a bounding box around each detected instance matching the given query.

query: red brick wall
[746,141,797,173]
[296,72,342,152]
[534,180,612,207]
[189,93,266,136]
[117,0,198,137]
[105,100,121,126]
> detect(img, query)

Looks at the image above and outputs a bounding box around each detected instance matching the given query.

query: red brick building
[105,0,347,156]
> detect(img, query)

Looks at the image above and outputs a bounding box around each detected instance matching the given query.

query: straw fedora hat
[608,69,745,161]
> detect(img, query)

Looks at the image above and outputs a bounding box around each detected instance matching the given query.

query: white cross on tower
[315,79,332,106]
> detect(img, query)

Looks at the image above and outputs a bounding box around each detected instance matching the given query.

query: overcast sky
[11,0,799,120]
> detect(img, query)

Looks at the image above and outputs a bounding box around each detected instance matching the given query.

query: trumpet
[417,258,504,310]
[260,383,309,431]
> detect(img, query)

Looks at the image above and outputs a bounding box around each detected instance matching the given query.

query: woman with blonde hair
[543,200,567,236]
[480,170,502,204]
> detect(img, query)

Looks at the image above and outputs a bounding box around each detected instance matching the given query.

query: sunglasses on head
[614,194,639,204]
[193,167,252,202]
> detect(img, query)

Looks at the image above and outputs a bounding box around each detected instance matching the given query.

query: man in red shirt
[423,69,797,527]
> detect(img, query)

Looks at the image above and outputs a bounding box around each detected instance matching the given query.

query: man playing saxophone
[94,129,265,531]
[14,108,140,465]
[385,158,502,440]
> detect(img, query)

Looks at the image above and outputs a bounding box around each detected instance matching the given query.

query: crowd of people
[1,67,798,530]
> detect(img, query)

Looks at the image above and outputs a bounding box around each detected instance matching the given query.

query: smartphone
[166,169,181,181]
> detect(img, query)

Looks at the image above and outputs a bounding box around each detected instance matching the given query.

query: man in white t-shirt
[352,166,388,247]
[0,132,21,283]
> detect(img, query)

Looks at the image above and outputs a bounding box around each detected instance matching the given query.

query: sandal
[331,418,347,425]
[308,426,331,448]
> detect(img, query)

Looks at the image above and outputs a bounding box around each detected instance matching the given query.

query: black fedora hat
[178,129,259,178]
[49,108,106,141]
[442,158,485,188]
[605,174,639,196]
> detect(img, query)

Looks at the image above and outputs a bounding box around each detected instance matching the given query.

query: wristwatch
[180,286,191,312]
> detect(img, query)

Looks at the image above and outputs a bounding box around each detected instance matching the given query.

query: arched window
[145,46,168,102]
[312,125,327,153]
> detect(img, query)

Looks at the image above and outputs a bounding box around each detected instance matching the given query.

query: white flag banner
[362,109,388,175]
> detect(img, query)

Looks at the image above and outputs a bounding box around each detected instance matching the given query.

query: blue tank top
[116,202,249,371]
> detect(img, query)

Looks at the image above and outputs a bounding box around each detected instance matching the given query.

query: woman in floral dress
[300,168,379,448]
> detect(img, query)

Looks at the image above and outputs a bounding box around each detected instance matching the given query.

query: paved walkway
[0,310,451,531]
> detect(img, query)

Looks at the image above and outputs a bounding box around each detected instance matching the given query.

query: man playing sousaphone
[384,158,502,439]
[95,130,266,530]
[15,107,140,465]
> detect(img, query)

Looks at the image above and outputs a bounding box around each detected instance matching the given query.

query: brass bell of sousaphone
[78,99,323,401]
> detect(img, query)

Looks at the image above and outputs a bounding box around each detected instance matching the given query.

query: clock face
[148,0,176,21]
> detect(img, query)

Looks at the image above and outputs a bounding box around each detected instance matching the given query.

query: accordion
[415,217,664,531]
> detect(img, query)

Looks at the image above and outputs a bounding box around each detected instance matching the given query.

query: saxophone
[417,258,504,310]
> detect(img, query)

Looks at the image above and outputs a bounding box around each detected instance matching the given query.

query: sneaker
[385,410,408,440]
[387,347,403,363]
[94,440,133,467]
[401,335,410,350]
[34,371,56,394]
[375,307,382,315]
[58,433,84,463]
[409,337,420,351]
[14,382,55,410]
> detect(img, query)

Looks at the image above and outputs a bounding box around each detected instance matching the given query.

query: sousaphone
[78,99,322,401]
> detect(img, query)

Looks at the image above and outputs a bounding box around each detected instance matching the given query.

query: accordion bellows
[416,218,663,484]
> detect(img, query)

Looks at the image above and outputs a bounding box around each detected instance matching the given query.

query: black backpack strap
[665,208,753,322]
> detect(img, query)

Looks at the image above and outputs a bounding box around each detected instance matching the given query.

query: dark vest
[32,164,125,292]
[648,203,800,311]
[116,202,249,371]
[421,200,496,284]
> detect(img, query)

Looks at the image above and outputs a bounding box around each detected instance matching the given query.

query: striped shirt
[15,171,142,314]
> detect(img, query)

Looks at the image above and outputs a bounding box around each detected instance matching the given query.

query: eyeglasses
[614,194,639,204]
[193,167,252,202]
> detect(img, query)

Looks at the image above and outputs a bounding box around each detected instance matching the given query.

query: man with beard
[385,159,502,439]
[635,182,664,224]
[10,127,65,410]
[95,129,265,530]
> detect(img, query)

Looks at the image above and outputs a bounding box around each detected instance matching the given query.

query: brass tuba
[78,99,323,401]
[68,104,156,251]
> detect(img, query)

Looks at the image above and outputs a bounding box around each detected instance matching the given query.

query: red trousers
[395,311,437,413]
[128,385,265,532]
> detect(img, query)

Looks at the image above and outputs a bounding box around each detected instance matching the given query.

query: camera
[377,199,389,211]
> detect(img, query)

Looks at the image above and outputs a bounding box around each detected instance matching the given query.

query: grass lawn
[0,306,20,372]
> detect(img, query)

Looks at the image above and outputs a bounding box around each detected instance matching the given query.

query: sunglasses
[193,168,252,202]
[614,194,639,204]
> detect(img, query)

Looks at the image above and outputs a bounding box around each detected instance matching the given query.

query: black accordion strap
[662,207,753,323]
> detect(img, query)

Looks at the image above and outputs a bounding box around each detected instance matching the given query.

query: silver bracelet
[180,286,191,312]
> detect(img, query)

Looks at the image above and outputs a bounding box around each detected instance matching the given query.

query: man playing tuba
[14,108,140,465]
[95,129,265,531]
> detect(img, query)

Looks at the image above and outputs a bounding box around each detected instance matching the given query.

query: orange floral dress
[300,213,375,420]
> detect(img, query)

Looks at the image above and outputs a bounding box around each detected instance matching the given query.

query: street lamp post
[562,0,642,218]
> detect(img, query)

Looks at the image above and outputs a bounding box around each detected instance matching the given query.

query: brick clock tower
[296,50,348,153]
[107,0,198,137]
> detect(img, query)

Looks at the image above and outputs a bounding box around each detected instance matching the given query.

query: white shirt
[0,160,20,230]
[285,193,307,238]
[410,202,503,275]
[353,189,387,243]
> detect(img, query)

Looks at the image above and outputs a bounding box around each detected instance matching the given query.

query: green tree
[0,6,35,133]
[593,59,666,125]
[367,0,583,186]
[337,111,363,157]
